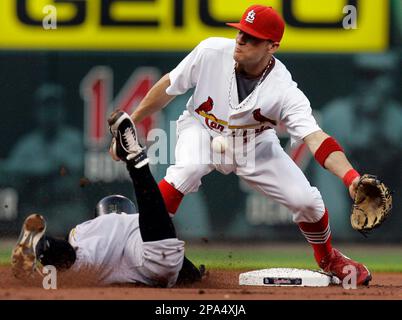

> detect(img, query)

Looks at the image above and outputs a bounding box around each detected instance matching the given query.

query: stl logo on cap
[226,5,285,42]
[245,9,256,24]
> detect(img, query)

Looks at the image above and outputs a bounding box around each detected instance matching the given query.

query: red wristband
[314,137,344,168]
[343,169,360,187]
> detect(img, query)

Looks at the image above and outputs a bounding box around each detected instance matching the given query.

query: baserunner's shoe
[319,248,372,286]
[11,214,46,279]
[176,255,206,285]
[108,110,149,168]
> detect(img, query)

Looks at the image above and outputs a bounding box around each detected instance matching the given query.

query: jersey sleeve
[166,42,204,95]
[280,83,321,146]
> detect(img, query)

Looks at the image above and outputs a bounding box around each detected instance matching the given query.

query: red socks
[158,179,184,214]
[298,209,333,264]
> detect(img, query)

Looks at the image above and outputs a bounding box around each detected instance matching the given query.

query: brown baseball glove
[351,174,393,235]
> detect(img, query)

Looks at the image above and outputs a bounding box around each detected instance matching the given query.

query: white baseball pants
[164,112,325,223]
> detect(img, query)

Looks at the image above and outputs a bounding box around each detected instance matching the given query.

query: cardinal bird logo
[195,96,214,114]
[195,96,225,132]
[252,108,277,126]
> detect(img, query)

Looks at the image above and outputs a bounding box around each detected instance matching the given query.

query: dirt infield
[0,266,401,300]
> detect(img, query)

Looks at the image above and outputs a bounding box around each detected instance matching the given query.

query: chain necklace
[228,58,273,111]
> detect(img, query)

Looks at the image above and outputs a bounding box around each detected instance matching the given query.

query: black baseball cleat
[176,255,206,285]
[108,110,149,168]
[11,214,47,279]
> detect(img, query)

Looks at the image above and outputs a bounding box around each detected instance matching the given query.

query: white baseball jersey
[166,37,321,146]
[68,213,185,287]
[164,37,326,223]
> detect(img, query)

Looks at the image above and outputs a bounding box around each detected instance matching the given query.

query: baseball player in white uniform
[128,5,371,285]
[11,111,203,287]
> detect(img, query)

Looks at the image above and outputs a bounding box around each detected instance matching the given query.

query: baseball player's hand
[348,177,360,199]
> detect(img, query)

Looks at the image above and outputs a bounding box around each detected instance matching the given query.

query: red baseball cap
[226,5,285,42]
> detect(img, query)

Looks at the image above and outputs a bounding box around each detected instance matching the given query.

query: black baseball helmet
[94,195,137,218]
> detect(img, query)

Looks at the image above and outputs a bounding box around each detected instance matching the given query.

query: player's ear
[267,41,280,54]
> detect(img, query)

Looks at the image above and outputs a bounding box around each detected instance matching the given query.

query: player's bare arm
[131,73,176,123]
[303,130,359,198]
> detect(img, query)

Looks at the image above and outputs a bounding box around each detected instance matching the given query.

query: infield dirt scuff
[0,267,401,300]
